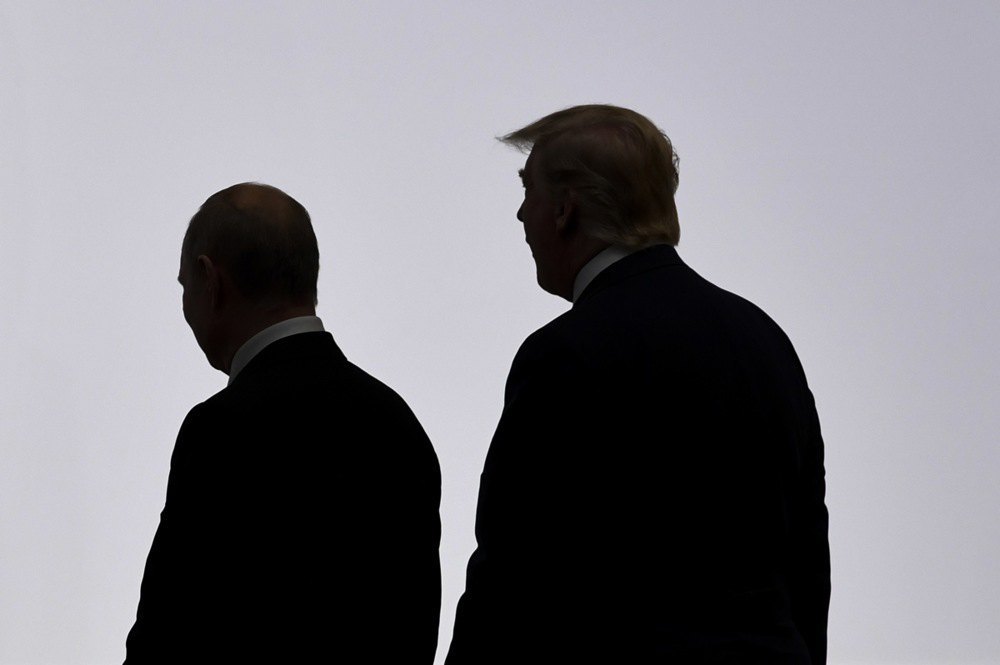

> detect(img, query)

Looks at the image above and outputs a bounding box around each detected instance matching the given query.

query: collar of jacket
[573,244,684,307]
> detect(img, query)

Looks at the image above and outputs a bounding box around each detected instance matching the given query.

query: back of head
[182,183,319,307]
[501,104,680,248]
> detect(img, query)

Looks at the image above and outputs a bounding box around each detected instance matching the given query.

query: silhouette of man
[446,106,830,664]
[125,183,441,663]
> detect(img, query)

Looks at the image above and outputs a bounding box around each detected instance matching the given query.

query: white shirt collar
[572,245,634,302]
[228,315,325,385]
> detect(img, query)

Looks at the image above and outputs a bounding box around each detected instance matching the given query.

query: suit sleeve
[447,334,597,664]
[788,383,831,665]
[124,404,218,662]
[337,395,442,664]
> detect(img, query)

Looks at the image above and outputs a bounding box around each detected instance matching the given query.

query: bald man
[125,183,441,663]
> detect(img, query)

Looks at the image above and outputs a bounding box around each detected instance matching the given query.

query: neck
[572,245,634,302]
[215,304,316,374]
[555,237,609,301]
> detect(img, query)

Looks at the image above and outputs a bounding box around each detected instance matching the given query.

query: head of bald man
[178,182,319,372]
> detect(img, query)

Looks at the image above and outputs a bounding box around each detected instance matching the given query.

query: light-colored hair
[182,183,319,307]
[500,104,680,247]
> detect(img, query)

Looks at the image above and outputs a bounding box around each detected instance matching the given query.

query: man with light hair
[125,183,441,663]
[447,105,830,664]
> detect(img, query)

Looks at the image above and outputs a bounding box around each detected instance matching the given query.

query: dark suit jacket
[447,246,830,664]
[125,331,441,663]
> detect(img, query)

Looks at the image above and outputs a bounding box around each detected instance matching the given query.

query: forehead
[178,251,192,282]
[519,149,540,183]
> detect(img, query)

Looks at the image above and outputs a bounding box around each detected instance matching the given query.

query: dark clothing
[126,332,441,663]
[447,246,829,664]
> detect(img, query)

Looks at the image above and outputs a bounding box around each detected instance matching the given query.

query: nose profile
[516,204,524,223]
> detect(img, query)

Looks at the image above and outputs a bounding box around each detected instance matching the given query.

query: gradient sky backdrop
[1,2,998,663]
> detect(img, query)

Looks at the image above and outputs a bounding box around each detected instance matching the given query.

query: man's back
[448,245,829,664]
[126,331,441,662]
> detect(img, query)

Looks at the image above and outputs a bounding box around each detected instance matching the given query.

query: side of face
[178,253,223,370]
[517,151,570,298]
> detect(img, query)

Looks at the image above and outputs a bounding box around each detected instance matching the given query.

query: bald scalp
[182,183,319,307]
[501,104,681,248]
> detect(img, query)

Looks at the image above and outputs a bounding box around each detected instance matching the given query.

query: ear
[196,255,224,309]
[554,188,578,234]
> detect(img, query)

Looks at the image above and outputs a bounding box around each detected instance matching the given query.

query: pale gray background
[1,2,998,663]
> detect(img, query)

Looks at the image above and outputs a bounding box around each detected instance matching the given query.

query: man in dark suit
[446,106,830,664]
[125,183,441,662]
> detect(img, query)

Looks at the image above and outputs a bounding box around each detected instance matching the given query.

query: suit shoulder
[518,264,807,381]
[336,360,438,441]
[512,312,579,366]
[338,360,424,416]
[173,391,226,440]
